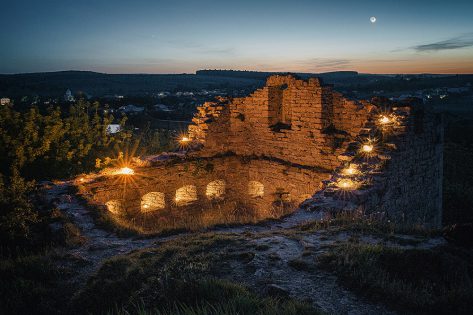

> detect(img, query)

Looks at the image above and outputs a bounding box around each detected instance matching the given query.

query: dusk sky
[1,0,473,74]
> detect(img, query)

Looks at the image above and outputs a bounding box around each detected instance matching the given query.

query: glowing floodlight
[362,144,373,153]
[337,178,359,190]
[342,164,359,176]
[379,115,391,125]
[178,136,191,149]
[359,138,377,157]
[118,167,134,175]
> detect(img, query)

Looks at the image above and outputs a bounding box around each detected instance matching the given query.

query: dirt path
[45,181,444,315]
[46,182,158,285]
[232,235,395,315]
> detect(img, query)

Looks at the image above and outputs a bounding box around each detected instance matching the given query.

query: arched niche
[206,180,226,200]
[175,185,198,206]
[248,181,264,198]
[141,192,165,212]
[275,188,291,202]
[105,199,123,214]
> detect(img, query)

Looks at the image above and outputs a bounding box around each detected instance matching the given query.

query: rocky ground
[45,181,446,315]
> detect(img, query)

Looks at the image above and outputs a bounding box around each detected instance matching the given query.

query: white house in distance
[1,97,11,105]
[64,89,75,102]
[106,124,121,134]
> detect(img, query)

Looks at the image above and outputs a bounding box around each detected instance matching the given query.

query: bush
[0,253,71,315]
[0,101,130,180]
[0,173,38,251]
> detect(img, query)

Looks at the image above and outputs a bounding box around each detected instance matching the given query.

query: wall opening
[248,181,264,198]
[206,180,226,200]
[175,185,198,206]
[141,192,165,212]
[105,200,123,214]
[274,188,291,202]
[268,85,291,131]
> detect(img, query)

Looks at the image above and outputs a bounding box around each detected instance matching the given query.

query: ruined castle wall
[83,157,329,217]
[306,104,444,228]
[364,108,443,227]
[190,76,372,170]
[332,93,374,138]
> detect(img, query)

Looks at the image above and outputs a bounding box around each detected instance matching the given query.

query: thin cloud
[412,33,473,52]
[300,58,352,68]
[287,58,353,72]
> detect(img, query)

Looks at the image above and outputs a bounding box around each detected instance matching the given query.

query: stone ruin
[78,75,443,230]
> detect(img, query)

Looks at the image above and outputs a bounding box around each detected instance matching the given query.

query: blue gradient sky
[1,0,472,74]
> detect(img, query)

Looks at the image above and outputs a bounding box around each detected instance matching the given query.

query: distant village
[1,75,472,135]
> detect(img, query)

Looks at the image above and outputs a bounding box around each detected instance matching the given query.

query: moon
[370,16,377,23]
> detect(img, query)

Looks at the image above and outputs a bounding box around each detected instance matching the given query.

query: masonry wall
[364,106,443,227]
[190,75,373,170]
[83,156,329,218]
[304,103,444,228]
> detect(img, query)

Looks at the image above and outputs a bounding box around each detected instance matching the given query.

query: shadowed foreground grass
[0,202,83,315]
[75,232,322,315]
[0,252,73,315]
[318,243,473,314]
[109,278,318,315]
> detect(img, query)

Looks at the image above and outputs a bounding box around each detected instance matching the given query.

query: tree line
[0,100,131,252]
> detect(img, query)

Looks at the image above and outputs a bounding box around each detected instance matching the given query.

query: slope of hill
[0,71,263,98]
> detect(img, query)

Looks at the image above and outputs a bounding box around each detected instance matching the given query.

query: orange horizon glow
[82,62,473,75]
[47,55,473,76]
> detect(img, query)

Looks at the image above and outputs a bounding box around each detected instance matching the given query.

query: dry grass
[296,211,441,237]
[84,196,296,237]
[318,242,473,314]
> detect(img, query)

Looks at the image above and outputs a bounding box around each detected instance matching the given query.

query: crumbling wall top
[265,74,323,87]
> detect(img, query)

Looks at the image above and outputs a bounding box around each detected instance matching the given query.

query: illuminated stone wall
[82,156,328,218]
[189,75,373,170]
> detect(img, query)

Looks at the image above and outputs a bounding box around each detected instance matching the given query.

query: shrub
[0,172,38,251]
[0,253,71,314]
